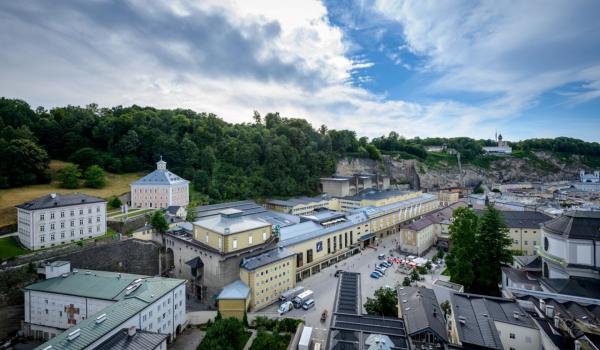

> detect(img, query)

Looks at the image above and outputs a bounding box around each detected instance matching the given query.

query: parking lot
[251,234,446,347]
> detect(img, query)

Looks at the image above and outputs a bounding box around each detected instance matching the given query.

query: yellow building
[217,280,251,320]
[192,208,272,253]
[264,196,331,216]
[475,210,551,255]
[437,191,460,206]
[328,190,423,212]
[239,247,296,310]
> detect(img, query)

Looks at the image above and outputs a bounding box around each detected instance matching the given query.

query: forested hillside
[1,97,599,202]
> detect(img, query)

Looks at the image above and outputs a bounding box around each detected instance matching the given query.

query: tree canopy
[446,205,512,295]
[364,287,398,316]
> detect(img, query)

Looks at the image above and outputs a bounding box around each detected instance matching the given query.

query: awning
[185,256,204,269]
[358,233,376,241]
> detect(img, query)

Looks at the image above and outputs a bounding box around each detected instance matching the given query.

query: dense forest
[1,98,599,201]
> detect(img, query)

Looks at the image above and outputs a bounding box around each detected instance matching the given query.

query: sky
[0,1,599,141]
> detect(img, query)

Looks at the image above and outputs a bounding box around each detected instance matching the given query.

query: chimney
[127,326,136,337]
[554,315,560,329]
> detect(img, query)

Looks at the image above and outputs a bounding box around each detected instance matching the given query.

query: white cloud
[0,0,598,141]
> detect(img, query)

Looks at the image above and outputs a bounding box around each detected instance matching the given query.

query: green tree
[440,300,451,318]
[198,317,248,350]
[446,207,478,290]
[410,268,420,282]
[402,277,411,286]
[366,144,382,160]
[58,164,81,189]
[364,287,398,316]
[473,204,512,295]
[108,196,122,209]
[150,211,169,234]
[84,165,107,188]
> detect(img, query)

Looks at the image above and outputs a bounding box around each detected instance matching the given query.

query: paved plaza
[250,233,447,347]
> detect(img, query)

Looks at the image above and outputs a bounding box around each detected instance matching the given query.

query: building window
[60,211,65,218]
[307,249,313,264]
[50,212,55,219]
[79,209,83,215]
[232,239,238,249]
[327,238,331,254]
[40,225,45,232]
[333,236,337,251]
[60,232,65,239]
[80,229,84,235]
[40,235,45,243]
[70,220,74,227]
[218,237,222,249]
[262,232,267,241]
[248,235,253,244]
[296,253,303,268]
[544,237,549,251]
[88,218,92,224]
[205,234,208,243]
[60,222,65,229]
[50,223,55,230]
[70,210,74,216]
[344,232,348,247]
[509,333,515,339]
[50,233,55,241]
[79,219,84,225]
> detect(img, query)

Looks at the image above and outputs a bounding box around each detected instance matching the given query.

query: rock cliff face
[336,152,585,190]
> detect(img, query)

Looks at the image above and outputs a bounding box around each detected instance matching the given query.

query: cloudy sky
[1,1,599,141]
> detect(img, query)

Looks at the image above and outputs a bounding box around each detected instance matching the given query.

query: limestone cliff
[336,152,587,190]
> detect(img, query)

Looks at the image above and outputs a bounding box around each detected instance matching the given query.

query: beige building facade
[130,158,189,209]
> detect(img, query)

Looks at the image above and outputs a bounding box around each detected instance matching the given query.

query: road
[250,234,447,347]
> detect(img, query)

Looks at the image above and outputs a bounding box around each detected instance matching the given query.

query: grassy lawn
[108,208,156,220]
[0,160,144,228]
[0,236,29,261]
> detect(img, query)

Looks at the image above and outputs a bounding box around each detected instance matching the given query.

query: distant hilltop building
[130,157,189,209]
[483,132,512,154]
[579,170,600,183]
[572,170,600,192]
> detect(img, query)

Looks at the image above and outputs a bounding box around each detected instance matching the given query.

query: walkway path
[242,329,257,350]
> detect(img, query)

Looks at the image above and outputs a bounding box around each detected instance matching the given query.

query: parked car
[378,253,386,260]
[302,299,315,310]
[334,270,344,277]
[380,262,392,268]
[370,272,381,279]
[372,270,384,277]
[375,266,386,274]
[278,301,293,315]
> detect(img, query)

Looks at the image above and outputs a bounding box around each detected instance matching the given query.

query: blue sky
[0,1,599,141]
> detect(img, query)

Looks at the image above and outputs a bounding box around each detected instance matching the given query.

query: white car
[278,301,293,315]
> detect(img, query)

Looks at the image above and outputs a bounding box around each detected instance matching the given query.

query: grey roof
[300,210,346,224]
[501,267,541,288]
[217,280,250,300]
[193,210,271,234]
[542,210,600,239]
[397,286,447,342]
[194,200,299,228]
[166,206,181,215]
[16,193,106,211]
[474,210,552,229]
[540,277,600,299]
[350,193,438,219]
[240,247,296,271]
[402,216,435,231]
[513,255,542,270]
[433,280,464,292]
[266,195,330,207]
[278,211,368,247]
[451,293,536,349]
[328,272,409,350]
[95,329,167,350]
[339,189,413,202]
[131,167,188,186]
[403,202,467,231]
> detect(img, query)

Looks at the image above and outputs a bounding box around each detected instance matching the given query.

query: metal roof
[542,210,600,240]
[474,209,552,229]
[193,211,271,235]
[266,195,330,207]
[25,270,148,300]
[94,329,167,350]
[397,286,448,342]
[328,272,409,350]
[278,212,367,248]
[16,193,106,211]
[131,168,189,186]
[451,293,535,350]
[194,200,299,228]
[240,247,295,271]
[339,189,413,202]
[217,280,250,300]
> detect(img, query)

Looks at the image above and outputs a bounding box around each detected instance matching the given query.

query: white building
[538,210,600,279]
[130,157,189,209]
[483,133,512,154]
[26,262,187,349]
[449,293,541,350]
[16,193,107,250]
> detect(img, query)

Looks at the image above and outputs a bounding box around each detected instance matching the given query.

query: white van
[278,301,293,315]
[302,299,315,310]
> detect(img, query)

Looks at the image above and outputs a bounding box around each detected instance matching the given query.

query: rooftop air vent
[42,346,53,350]
[513,312,520,320]
[67,329,81,341]
[96,313,107,324]
[50,193,56,199]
